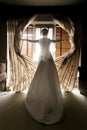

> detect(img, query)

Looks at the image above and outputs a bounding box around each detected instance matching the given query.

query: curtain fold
[53,15,81,91]
[7,16,37,92]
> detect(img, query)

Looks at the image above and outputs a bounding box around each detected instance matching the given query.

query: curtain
[7,14,81,92]
[53,15,81,91]
[7,16,37,92]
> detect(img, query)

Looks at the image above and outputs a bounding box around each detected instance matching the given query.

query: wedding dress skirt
[25,57,64,125]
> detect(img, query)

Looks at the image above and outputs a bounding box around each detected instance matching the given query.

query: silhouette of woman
[24,28,64,125]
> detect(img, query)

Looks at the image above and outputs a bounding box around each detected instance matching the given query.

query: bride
[24,28,65,125]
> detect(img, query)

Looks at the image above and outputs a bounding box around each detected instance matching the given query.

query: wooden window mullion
[60,28,62,56]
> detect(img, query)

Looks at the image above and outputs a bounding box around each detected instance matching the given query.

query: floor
[0,88,87,130]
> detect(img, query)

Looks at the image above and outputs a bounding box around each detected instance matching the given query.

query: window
[21,23,70,61]
[21,26,33,57]
[56,26,70,57]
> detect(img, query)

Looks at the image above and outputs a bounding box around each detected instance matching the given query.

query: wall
[0,19,7,63]
[79,15,87,96]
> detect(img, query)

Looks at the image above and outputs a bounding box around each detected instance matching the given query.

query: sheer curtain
[7,16,37,92]
[53,15,81,91]
[7,14,81,92]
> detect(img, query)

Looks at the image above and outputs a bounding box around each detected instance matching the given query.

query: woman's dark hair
[41,28,48,36]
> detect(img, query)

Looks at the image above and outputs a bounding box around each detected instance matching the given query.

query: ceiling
[0,0,86,6]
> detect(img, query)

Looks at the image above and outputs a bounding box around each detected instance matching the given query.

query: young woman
[24,28,65,125]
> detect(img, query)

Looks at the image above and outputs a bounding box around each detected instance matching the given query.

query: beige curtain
[53,15,81,91]
[7,17,37,92]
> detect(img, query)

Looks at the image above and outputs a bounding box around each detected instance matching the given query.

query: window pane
[21,27,33,57]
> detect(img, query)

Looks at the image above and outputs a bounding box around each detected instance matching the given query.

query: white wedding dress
[25,37,64,125]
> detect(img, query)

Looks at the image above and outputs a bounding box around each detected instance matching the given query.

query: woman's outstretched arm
[50,39,68,43]
[21,39,39,43]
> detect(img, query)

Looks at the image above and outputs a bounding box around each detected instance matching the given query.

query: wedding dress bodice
[39,37,52,60]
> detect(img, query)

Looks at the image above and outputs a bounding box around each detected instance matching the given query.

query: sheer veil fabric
[25,37,64,125]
